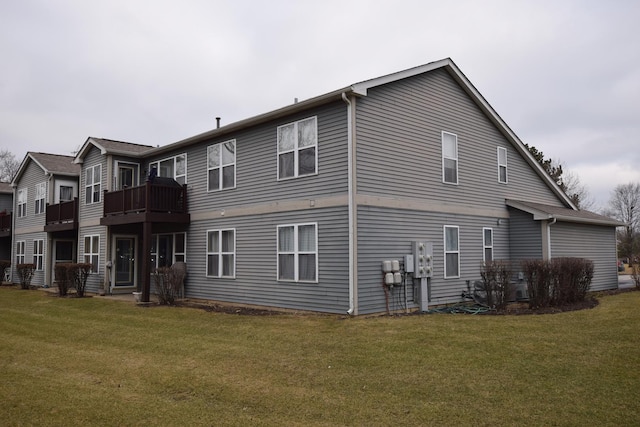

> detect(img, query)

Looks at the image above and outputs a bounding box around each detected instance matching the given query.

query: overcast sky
[1,0,639,211]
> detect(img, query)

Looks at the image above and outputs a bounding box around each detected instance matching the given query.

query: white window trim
[442,131,458,185]
[444,225,460,279]
[34,182,46,215]
[483,227,493,263]
[16,240,26,265]
[17,189,27,218]
[85,164,102,205]
[33,239,44,271]
[207,140,236,192]
[206,229,236,278]
[114,160,140,190]
[149,153,187,184]
[277,222,318,283]
[277,116,318,181]
[497,146,508,184]
[83,235,100,274]
[150,233,187,269]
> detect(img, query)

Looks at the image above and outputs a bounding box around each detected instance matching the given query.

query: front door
[52,240,75,283]
[113,236,136,288]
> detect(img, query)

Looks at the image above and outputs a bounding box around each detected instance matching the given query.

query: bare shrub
[54,263,71,296]
[478,260,513,310]
[629,256,640,289]
[67,263,92,297]
[153,267,184,305]
[17,263,35,290]
[522,259,552,309]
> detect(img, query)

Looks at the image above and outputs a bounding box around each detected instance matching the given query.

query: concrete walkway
[619,274,636,289]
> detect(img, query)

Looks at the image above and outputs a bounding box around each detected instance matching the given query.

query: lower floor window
[151,233,186,268]
[206,229,235,278]
[16,241,25,265]
[483,228,493,263]
[444,225,460,278]
[33,239,44,271]
[83,235,100,273]
[278,223,317,282]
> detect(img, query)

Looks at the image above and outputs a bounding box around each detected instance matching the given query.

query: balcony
[44,198,78,232]
[100,179,190,226]
[0,212,10,237]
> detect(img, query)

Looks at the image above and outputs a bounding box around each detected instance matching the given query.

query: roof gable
[150,58,575,209]
[74,137,154,163]
[11,152,79,186]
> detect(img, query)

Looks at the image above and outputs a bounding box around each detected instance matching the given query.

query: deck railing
[0,212,11,232]
[46,198,78,225]
[103,181,188,216]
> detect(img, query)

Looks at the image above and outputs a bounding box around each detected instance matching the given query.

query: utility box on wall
[411,241,433,278]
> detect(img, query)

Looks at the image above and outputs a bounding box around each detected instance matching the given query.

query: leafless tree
[0,149,20,183]
[608,182,640,262]
[562,170,595,211]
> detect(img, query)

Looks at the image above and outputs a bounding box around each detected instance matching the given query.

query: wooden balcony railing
[103,181,188,217]
[0,212,11,233]
[46,198,78,226]
[44,199,78,232]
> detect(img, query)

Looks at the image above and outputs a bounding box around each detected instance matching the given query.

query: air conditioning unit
[515,282,529,301]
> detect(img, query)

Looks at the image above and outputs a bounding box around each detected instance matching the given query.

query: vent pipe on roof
[216,117,221,129]
[294,98,298,104]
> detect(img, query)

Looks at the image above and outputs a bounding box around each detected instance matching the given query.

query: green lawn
[1,287,638,426]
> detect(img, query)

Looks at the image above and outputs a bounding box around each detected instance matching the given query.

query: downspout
[342,92,357,315]
[45,172,53,288]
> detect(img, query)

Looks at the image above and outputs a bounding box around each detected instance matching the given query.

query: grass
[1,287,639,426]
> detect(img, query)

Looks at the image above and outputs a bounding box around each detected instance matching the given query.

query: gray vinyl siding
[550,222,618,291]
[355,68,565,210]
[13,160,47,231]
[78,225,107,293]
[147,101,348,214]
[9,231,47,285]
[79,146,107,222]
[508,207,543,262]
[184,206,349,314]
[357,205,510,314]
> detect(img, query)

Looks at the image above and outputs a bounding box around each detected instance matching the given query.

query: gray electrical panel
[411,241,433,278]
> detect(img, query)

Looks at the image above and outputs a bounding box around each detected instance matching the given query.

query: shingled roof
[74,137,154,162]
[506,200,624,227]
[11,152,80,186]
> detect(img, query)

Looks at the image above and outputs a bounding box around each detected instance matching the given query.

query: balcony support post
[141,220,152,303]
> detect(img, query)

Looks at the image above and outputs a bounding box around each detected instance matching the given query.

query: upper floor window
[277,116,317,180]
[150,154,187,185]
[206,229,235,278]
[34,182,46,215]
[442,132,458,184]
[483,228,493,263]
[444,225,460,278]
[17,189,27,218]
[33,239,44,271]
[497,147,508,184]
[59,186,74,202]
[207,140,236,191]
[85,165,101,204]
[277,223,317,282]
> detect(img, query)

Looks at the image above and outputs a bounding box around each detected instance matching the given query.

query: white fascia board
[12,153,47,186]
